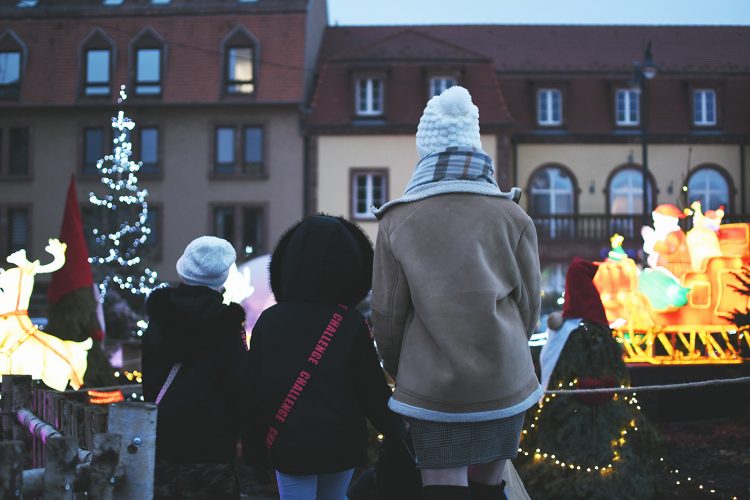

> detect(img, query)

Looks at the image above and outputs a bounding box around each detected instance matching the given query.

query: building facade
[306,25,750,302]
[0,0,327,288]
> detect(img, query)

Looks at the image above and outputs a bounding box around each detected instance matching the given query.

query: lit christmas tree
[518,258,659,499]
[88,85,159,300]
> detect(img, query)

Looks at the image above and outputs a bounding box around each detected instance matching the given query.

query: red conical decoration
[47,174,94,305]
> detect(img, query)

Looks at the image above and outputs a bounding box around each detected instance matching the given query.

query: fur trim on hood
[270,215,373,307]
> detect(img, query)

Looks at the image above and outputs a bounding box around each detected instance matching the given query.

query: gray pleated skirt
[407,411,525,469]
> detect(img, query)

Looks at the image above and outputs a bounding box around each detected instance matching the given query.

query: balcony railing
[532,214,643,241]
[532,213,750,242]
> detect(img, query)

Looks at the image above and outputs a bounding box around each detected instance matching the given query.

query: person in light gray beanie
[143,235,247,499]
[372,86,541,500]
[176,235,236,290]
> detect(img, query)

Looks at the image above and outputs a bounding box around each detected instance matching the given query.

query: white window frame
[352,171,387,220]
[615,89,640,126]
[694,89,717,126]
[355,78,383,116]
[429,76,456,97]
[537,88,562,126]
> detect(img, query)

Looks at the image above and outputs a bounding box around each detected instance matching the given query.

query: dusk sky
[327,0,750,26]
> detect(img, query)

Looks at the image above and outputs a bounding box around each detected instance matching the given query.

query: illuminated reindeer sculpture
[0,239,92,390]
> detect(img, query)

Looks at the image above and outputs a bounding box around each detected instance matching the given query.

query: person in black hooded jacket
[143,236,247,500]
[246,215,403,500]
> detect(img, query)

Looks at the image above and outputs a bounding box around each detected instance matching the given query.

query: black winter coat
[247,215,402,475]
[143,285,247,464]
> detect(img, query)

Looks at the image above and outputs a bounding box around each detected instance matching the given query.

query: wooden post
[43,436,77,500]
[107,403,156,500]
[88,434,121,500]
[0,441,23,499]
[1,376,32,469]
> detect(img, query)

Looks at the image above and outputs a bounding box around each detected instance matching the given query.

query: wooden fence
[0,375,154,499]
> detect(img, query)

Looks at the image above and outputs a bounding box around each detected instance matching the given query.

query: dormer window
[0,51,21,99]
[615,88,640,126]
[80,28,115,98]
[226,47,254,94]
[131,28,166,97]
[221,27,258,96]
[356,77,383,116]
[537,88,562,126]
[693,89,717,126]
[0,30,27,100]
[85,49,111,96]
[429,76,456,97]
[135,48,162,95]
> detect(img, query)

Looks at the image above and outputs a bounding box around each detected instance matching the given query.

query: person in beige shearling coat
[372,86,542,500]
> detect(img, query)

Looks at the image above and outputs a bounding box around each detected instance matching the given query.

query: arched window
[528,165,575,239]
[687,166,730,211]
[608,167,653,215]
[529,165,575,215]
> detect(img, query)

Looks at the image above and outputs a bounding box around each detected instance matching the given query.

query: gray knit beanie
[176,236,236,290]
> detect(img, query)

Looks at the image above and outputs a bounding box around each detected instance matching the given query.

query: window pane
[143,206,159,254]
[243,127,262,164]
[136,48,161,95]
[8,208,28,253]
[215,127,234,173]
[86,50,109,84]
[242,207,262,256]
[227,47,253,94]
[9,128,29,175]
[688,168,729,210]
[214,207,235,244]
[0,52,21,85]
[372,175,384,207]
[84,128,104,174]
[140,128,158,173]
[551,90,561,122]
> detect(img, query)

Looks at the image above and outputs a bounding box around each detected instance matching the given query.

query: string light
[88,85,159,299]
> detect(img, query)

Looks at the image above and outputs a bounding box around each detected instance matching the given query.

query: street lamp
[631,42,658,226]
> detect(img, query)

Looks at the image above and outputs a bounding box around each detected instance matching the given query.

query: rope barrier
[544,375,750,395]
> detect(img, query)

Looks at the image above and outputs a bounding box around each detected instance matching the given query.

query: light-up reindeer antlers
[36,239,68,274]
[7,239,67,274]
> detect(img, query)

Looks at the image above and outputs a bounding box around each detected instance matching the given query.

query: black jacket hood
[270,215,373,306]
[146,284,245,362]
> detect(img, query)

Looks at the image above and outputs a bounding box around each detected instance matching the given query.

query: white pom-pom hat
[176,236,237,290]
[416,85,482,158]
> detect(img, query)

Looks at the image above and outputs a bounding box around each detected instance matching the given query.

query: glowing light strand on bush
[88,86,158,298]
[519,386,739,498]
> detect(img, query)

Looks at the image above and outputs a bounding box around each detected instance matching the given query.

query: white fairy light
[88,85,159,298]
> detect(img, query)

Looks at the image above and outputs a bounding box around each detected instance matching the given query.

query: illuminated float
[594,203,750,364]
[0,239,92,390]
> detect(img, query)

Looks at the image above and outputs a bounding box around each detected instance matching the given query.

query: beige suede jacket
[372,193,542,417]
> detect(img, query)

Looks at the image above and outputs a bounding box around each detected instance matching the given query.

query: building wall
[517,144,742,213]
[0,105,303,283]
[316,134,498,241]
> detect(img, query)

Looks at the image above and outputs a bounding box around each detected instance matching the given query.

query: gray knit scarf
[374,147,521,218]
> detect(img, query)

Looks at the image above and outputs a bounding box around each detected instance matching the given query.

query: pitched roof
[328,28,487,62]
[308,27,514,130]
[1,10,310,105]
[320,25,750,73]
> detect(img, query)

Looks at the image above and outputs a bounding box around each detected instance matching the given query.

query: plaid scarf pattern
[405,147,498,194]
[374,147,521,218]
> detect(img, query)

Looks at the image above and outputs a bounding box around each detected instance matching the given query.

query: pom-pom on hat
[416,85,482,158]
[176,236,236,290]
